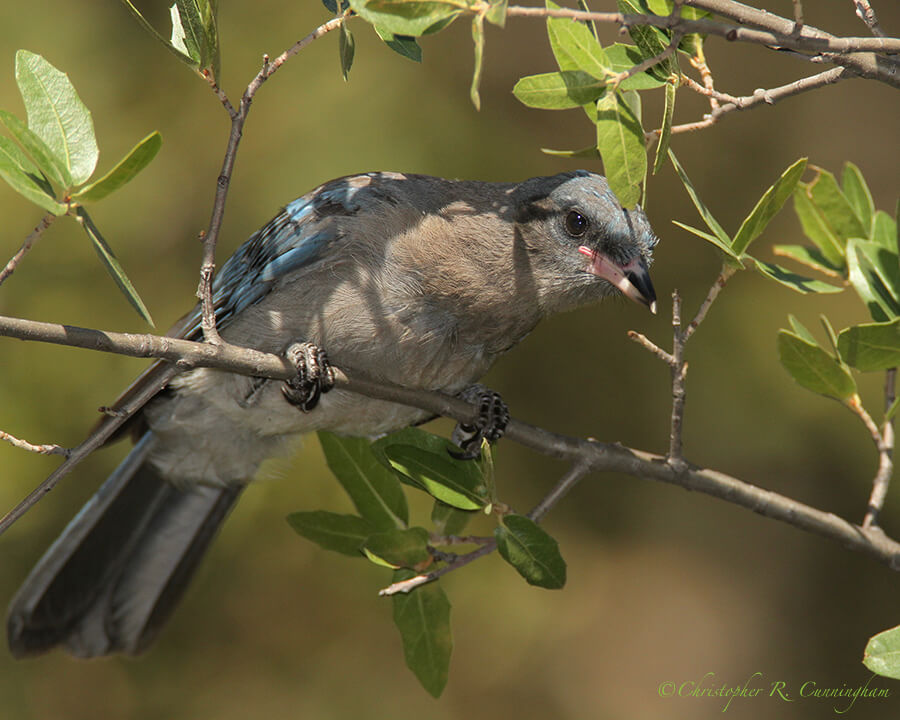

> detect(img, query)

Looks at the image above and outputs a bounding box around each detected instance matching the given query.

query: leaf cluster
[0,51,162,324]
[286,429,567,696]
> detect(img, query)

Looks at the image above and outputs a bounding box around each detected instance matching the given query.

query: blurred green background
[2,2,899,718]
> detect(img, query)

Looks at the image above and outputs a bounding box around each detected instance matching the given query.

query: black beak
[624,257,657,314]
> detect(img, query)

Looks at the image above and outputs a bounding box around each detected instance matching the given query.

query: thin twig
[379,541,497,595]
[863,369,896,528]
[0,429,68,457]
[196,15,347,344]
[853,0,887,38]
[684,265,736,341]
[665,67,848,136]
[627,330,674,365]
[668,291,687,466]
[0,213,56,287]
[791,0,804,35]
[610,30,683,87]
[528,462,592,522]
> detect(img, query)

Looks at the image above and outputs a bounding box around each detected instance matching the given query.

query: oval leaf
[72,132,162,203]
[777,330,856,401]
[392,570,452,698]
[546,0,610,79]
[318,432,409,530]
[349,0,460,37]
[751,258,843,295]
[15,50,98,186]
[837,320,900,372]
[513,70,606,110]
[286,510,374,556]
[363,527,430,569]
[864,625,900,680]
[0,136,66,214]
[383,444,488,510]
[595,91,645,208]
[0,110,71,190]
[495,514,567,589]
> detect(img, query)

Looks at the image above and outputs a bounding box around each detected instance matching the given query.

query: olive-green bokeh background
[2,2,899,718]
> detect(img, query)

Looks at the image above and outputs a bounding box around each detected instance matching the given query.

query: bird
[7,170,658,658]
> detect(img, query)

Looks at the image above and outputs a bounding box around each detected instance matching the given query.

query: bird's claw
[281,342,335,412]
[450,385,509,460]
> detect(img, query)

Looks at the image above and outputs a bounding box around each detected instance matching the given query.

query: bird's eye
[565,210,588,237]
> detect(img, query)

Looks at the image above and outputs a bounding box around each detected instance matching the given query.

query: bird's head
[513,171,658,315]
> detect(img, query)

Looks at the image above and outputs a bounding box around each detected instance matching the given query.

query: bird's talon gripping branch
[281,341,335,412]
[450,385,510,460]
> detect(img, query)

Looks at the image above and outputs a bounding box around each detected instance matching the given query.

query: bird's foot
[450,384,510,460]
[281,342,335,412]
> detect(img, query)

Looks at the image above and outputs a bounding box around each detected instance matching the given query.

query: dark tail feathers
[7,433,242,658]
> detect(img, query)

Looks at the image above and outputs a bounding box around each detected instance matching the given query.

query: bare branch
[0,213,57,288]
[0,429,68,457]
[853,0,887,38]
[863,369,896,529]
[527,462,592,522]
[668,67,848,135]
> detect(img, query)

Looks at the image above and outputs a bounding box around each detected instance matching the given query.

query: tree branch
[0,213,57,288]
[3,311,900,573]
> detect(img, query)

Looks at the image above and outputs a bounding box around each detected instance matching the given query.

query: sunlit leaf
[772,244,843,278]
[15,50,97,186]
[864,625,900,680]
[513,71,606,109]
[669,151,733,251]
[75,207,154,326]
[777,329,856,401]
[348,0,461,37]
[546,0,610,79]
[0,136,66,214]
[731,158,807,256]
[750,258,842,294]
[841,162,874,234]
[792,185,845,269]
[72,132,162,203]
[0,109,71,190]
[846,238,900,321]
[837,320,900,372]
[595,91,645,208]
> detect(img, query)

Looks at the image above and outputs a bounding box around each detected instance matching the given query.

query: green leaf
[15,50,98,186]
[671,221,739,261]
[513,71,606,110]
[604,43,667,90]
[383,444,489,510]
[652,80,675,175]
[75,207,154,326]
[470,13,485,110]
[846,238,900,321]
[841,162,874,234]
[286,510,374,556]
[871,210,897,251]
[792,185,846,269]
[731,158,807,256]
[495,514,567,589]
[120,0,199,68]
[595,91,646,208]
[541,145,600,159]
[0,109,71,190]
[804,168,868,244]
[339,24,355,80]
[820,314,840,356]
[374,26,423,62]
[837,320,900,372]
[363,526,430,569]
[486,0,508,27]
[777,329,856,401]
[617,0,676,80]
[787,314,816,345]
[864,625,900,680]
[772,244,843,277]
[750,258,842,294]
[392,570,452,698]
[71,132,162,203]
[318,432,408,530]
[546,0,610,79]
[348,0,461,37]
[0,136,67,214]
[668,150,733,251]
[431,501,474,536]
[172,0,220,78]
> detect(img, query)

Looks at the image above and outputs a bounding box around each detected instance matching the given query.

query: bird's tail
[7,432,242,658]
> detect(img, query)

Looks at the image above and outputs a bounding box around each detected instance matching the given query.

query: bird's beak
[578,246,658,314]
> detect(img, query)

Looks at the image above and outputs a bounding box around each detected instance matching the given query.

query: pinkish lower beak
[578,246,657,314]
